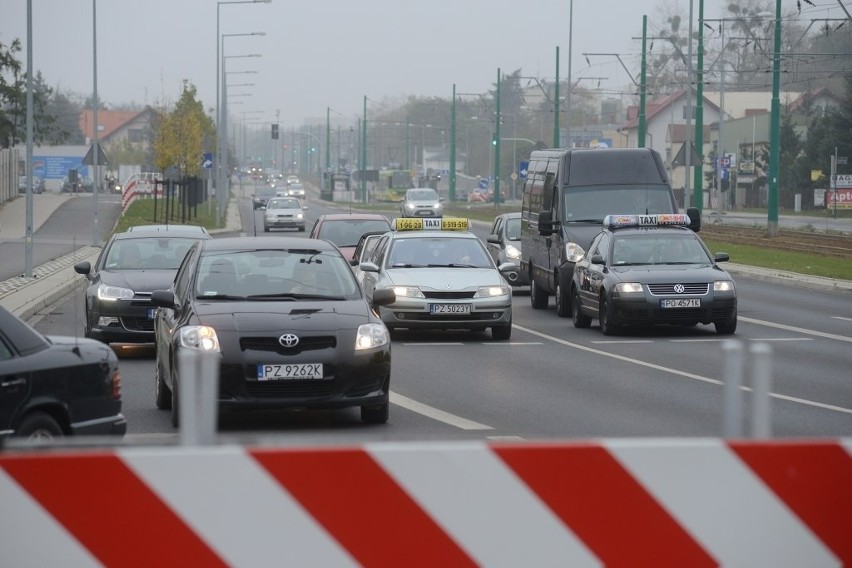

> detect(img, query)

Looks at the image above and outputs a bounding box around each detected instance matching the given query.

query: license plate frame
[147,308,156,319]
[660,298,701,309]
[429,303,471,314]
[258,363,324,380]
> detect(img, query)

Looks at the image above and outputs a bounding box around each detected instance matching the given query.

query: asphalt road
[27,191,852,445]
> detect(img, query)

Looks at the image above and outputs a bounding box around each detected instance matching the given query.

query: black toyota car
[74,226,211,344]
[150,237,396,427]
[0,305,126,441]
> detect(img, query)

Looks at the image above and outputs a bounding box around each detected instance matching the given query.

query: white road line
[401,342,464,346]
[480,342,543,346]
[831,316,852,322]
[746,338,815,342]
[513,323,852,415]
[390,392,493,430]
[670,338,729,343]
[591,340,654,344]
[486,435,526,441]
[740,315,852,343]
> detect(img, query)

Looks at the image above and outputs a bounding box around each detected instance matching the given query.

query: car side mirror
[359,261,379,273]
[538,210,554,236]
[714,252,729,263]
[687,207,702,232]
[150,289,177,309]
[371,287,396,307]
[74,261,92,276]
[487,234,500,245]
[591,254,605,265]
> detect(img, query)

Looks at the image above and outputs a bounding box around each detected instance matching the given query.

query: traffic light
[491,132,497,146]
[271,124,279,139]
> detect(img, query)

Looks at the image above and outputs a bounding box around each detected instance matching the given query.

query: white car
[263,197,307,232]
[287,183,306,198]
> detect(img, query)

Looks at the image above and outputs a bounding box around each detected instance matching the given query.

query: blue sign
[202,153,213,169]
[478,178,489,189]
[34,156,89,180]
[518,160,529,179]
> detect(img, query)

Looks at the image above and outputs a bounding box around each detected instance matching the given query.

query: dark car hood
[99,269,177,292]
[193,300,372,333]
[560,223,605,249]
[611,264,730,283]
[44,335,118,360]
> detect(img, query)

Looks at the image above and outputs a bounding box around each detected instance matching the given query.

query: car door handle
[1,378,27,388]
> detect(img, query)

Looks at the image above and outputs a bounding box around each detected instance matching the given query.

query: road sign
[82,143,109,166]
[202,153,213,169]
[518,160,529,179]
[671,142,702,167]
[838,156,848,165]
[510,172,518,181]
[478,178,489,189]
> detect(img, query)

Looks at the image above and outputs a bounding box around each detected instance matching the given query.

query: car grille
[423,291,476,299]
[240,336,337,354]
[122,317,154,331]
[618,305,736,324]
[402,312,501,322]
[244,380,335,398]
[647,283,709,295]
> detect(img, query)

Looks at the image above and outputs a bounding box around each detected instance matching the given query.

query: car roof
[497,212,521,220]
[200,236,339,252]
[391,230,478,241]
[316,213,390,222]
[127,224,209,234]
[112,229,211,241]
[607,226,694,237]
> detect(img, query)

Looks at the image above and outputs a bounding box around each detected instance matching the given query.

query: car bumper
[88,300,156,343]
[401,209,442,217]
[610,294,737,327]
[379,297,512,330]
[71,413,127,436]
[501,260,529,286]
[265,220,305,229]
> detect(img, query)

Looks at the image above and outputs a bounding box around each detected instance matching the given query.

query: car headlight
[614,282,643,293]
[296,212,304,220]
[97,284,134,301]
[565,242,585,263]
[714,280,735,292]
[474,284,510,298]
[505,244,521,260]
[434,203,443,210]
[405,203,416,210]
[392,286,424,298]
[355,323,389,350]
[178,326,220,352]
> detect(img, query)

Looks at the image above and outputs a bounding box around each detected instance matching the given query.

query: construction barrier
[1,438,850,567]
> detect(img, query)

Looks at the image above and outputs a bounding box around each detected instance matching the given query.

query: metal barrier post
[721,339,744,438]
[178,349,219,446]
[750,342,773,439]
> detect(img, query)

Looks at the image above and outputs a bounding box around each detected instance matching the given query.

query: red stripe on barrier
[494,444,717,568]
[731,441,852,565]
[1,453,227,568]
[252,448,476,568]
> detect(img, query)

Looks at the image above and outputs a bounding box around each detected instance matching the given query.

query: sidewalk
[0,195,243,319]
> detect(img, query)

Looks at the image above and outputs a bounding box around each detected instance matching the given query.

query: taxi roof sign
[392,217,470,231]
[603,214,692,230]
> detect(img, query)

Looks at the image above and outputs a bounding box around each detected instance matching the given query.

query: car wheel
[530,274,549,309]
[155,360,172,410]
[599,293,621,336]
[715,311,738,335]
[361,401,389,424]
[263,225,270,233]
[572,286,592,328]
[555,273,571,318]
[492,321,512,340]
[16,412,63,440]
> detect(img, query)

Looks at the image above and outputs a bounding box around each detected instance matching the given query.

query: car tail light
[111,368,123,400]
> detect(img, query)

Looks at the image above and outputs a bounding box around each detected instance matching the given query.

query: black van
[520,147,700,316]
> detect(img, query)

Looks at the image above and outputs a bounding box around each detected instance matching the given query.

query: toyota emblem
[279,334,299,347]
[674,284,685,294]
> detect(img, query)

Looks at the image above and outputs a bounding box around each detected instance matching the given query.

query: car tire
[530,273,549,309]
[361,401,389,424]
[155,361,172,410]
[555,272,571,318]
[572,286,592,328]
[599,293,621,336]
[16,411,63,440]
[715,311,738,335]
[492,321,512,340]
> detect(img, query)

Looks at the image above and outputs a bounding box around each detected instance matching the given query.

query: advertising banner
[826,188,852,209]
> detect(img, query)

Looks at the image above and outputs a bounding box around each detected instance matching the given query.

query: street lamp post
[767,0,781,235]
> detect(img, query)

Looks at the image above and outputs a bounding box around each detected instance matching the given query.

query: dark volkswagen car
[150,237,396,427]
[74,227,211,344]
[0,305,126,441]
[571,214,737,335]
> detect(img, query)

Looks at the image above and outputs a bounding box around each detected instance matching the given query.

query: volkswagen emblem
[279,334,299,347]
[674,284,685,294]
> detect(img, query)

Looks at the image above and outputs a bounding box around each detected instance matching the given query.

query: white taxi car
[358,217,515,340]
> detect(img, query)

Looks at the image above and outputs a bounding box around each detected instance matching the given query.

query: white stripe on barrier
[121,447,358,567]
[369,442,601,568]
[606,439,840,568]
[0,468,100,568]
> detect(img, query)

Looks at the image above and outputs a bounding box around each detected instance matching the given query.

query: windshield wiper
[197,293,245,300]
[391,263,426,268]
[248,293,347,301]
[565,218,603,224]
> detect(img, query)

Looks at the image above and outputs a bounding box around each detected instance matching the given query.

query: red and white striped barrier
[1,439,850,567]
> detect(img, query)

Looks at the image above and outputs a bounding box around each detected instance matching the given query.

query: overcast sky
[3,0,846,128]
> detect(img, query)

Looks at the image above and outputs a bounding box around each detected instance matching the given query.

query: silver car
[400,187,443,218]
[263,197,307,232]
[359,227,515,340]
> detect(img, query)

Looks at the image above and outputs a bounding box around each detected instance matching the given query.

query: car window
[408,189,438,200]
[105,237,202,270]
[267,198,300,209]
[505,218,521,240]
[387,237,492,267]
[319,219,391,247]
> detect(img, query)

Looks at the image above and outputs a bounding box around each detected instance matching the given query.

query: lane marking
[670,339,728,343]
[740,315,852,343]
[746,338,814,342]
[486,436,526,441]
[390,392,493,430]
[591,340,653,345]
[480,342,543,346]
[401,342,464,346]
[513,324,852,415]
[830,316,852,322]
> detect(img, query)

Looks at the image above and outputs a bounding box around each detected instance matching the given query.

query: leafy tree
[153,81,215,177]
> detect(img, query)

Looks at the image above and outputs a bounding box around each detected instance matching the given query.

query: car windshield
[319,219,391,247]
[407,189,438,201]
[195,249,360,300]
[505,217,521,240]
[387,237,493,268]
[266,198,301,209]
[104,237,200,270]
[611,234,711,266]
[563,185,676,222]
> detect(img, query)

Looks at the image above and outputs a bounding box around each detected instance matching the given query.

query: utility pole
[767,0,781,235]
[693,0,705,204]
[554,47,560,147]
[494,68,501,206]
[325,106,331,190]
[450,83,457,201]
[638,16,647,148]
[687,0,696,212]
[361,96,367,203]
